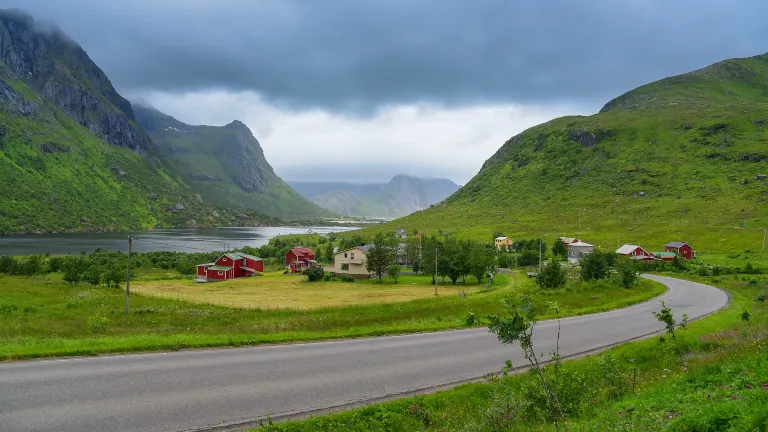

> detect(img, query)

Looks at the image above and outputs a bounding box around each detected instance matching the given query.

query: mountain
[290,175,461,218]
[0,10,307,234]
[133,105,333,218]
[368,52,768,252]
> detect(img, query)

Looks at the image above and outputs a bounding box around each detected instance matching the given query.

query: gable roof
[222,253,243,261]
[560,237,578,244]
[569,241,593,247]
[665,241,688,249]
[616,244,643,255]
[288,247,314,258]
[208,265,232,271]
[238,253,263,261]
[336,244,375,255]
[495,236,509,241]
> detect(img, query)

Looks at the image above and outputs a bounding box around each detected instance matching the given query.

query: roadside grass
[253,274,767,432]
[0,273,663,360]
[132,273,482,309]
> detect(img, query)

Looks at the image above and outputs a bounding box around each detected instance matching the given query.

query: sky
[5,0,768,184]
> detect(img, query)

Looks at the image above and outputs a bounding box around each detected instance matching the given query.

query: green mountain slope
[0,10,283,233]
[134,105,334,219]
[290,175,460,218]
[373,52,768,253]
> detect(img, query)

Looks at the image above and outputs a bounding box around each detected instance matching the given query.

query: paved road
[0,275,728,432]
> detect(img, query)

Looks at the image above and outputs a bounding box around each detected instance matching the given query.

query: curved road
[0,275,728,432]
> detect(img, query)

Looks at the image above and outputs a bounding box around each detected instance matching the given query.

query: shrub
[580,250,609,281]
[87,314,110,333]
[303,265,325,282]
[536,259,566,289]
[339,274,355,283]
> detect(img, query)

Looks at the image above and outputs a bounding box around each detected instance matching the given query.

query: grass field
[133,273,485,309]
[0,272,663,360]
[254,274,768,431]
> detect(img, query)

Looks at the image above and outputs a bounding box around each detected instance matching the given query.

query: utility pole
[434,247,438,296]
[760,228,767,251]
[539,240,543,270]
[578,209,581,230]
[125,236,132,317]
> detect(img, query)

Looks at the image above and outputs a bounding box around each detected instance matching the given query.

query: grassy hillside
[366,52,768,254]
[135,105,334,219]
[0,75,283,233]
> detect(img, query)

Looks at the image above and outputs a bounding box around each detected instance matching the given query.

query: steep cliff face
[134,105,333,218]
[0,10,151,154]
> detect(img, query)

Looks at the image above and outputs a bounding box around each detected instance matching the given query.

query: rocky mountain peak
[0,9,152,154]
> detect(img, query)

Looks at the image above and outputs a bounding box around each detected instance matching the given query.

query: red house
[196,253,264,281]
[665,242,695,259]
[285,247,316,273]
[615,244,655,261]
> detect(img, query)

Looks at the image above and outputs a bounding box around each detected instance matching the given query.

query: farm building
[285,247,317,273]
[616,244,655,261]
[495,236,513,250]
[665,242,695,259]
[654,251,677,261]
[196,253,264,281]
[396,227,408,239]
[567,241,594,263]
[325,245,373,279]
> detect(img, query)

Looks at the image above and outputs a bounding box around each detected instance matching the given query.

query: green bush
[303,265,325,282]
[339,274,355,283]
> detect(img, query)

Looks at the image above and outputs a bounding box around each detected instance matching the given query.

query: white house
[325,245,373,278]
[567,241,594,263]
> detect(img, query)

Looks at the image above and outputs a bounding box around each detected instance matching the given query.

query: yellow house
[325,245,373,278]
[495,236,513,250]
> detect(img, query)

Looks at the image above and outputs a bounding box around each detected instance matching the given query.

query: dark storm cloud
[6,0,768,112]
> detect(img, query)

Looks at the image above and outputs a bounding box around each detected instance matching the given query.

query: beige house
[325,245,373,278]
[495,236,513,250]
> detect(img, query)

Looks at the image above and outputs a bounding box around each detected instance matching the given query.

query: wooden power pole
[126,236,132,317]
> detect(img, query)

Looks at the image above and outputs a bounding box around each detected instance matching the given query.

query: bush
[339,274,355,283]
[87,314,110,333]
[536,259,566,289]
[581,250,610,281]
[323,273,332,281]
[303,265,325,282]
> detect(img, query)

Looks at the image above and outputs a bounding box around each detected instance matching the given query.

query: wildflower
[747,384,752,390]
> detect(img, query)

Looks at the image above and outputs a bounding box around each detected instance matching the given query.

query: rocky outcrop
[224,121,274,193]
[0,9,152,154]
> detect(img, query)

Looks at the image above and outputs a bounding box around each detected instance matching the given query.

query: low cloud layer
[3,1,768,183]
[142,90,579,183]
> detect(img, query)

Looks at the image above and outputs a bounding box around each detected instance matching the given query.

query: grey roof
[665,241,688,248]
[358,244,376,252]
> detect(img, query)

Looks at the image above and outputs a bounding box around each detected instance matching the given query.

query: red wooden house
[615,244,655,261]
[285,247,317,273]
[196,253,264,281]
[665,242,695,259]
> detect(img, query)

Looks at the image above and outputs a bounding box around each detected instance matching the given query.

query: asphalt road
[0,275,729,432]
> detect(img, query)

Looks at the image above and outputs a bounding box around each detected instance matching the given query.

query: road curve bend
[0,275,729,432]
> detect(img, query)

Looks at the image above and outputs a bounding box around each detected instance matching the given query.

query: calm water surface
[0,226,359,256]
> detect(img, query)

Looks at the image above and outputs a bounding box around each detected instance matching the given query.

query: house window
[344,253,348,258]
[341,264,350,271]
[222,258,227,261]
[218,271,223,275]
[351,253,355,259]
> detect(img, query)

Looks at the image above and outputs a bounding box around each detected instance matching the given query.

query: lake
[0,226,359,256]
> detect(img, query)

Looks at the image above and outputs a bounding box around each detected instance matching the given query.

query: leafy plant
[536,259,566,289]
[652,300,689,368]
[302,265,325,282]
[387,265,401,284]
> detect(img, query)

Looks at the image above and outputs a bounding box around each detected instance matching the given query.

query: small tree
[551,239,567,259]
[536,259,566,289]
[387,265,401,284]
[652,300,689,368]
[366,233,395,283]
[303,265,324,282]
[617,259,638,288]
[580,249,609,281]
[412,260,420,274]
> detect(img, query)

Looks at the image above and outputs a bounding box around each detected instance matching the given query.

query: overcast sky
[6,0,768,183]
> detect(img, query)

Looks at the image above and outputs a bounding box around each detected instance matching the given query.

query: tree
[387,265,401,284]
[518,250,538,267]
[616,258,638,288]
[366,233,395,283]
[551,238,567,259]
[303,265,324,282]
[412,260,420,274]
[536,259,566,289]
[469,241,495,283]
[580,249,609,281]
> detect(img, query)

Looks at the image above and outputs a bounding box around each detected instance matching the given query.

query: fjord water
[0,226,358,256]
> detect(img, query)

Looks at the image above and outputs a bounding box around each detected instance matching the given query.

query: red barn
[665,242,695,259]
[615,244,655,261]
[196,253,264,281]
[285,247,316,273]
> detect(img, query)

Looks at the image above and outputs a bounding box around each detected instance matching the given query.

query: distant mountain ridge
[134,105,332,218]
[290,175,461,218]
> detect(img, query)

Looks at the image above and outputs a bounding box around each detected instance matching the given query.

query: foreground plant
[488,297,566,431]
[652,300,689,368]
